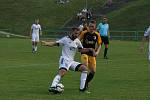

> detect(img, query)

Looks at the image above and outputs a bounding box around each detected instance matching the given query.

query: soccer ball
[56,83,64,93]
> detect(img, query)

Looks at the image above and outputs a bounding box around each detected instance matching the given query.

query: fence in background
[110,31,144,41]
[0,29,144,41]
[41,30,145,41]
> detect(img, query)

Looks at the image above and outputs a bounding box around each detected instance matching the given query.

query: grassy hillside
[108,0,150,31]
[0,0,150,34]
[0,0,104,35]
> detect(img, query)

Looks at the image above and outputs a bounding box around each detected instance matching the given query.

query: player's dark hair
[72,27,79,31]
[90,20,96,24]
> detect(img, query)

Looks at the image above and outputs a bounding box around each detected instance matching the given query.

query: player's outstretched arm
[41,41,58,47]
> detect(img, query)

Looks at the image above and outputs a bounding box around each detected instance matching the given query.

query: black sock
[86,72,95,85]
[104,48,108,57]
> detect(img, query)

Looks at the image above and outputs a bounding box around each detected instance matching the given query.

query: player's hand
[88,48,96,57]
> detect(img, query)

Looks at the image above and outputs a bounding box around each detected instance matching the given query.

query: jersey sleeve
[56,37,66,46]
[144,26,150,37]
[39,25,42,31]
[76,39,83,49]
[96,32,102,45]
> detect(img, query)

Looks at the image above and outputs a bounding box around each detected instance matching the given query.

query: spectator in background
[82,8,88,13]
[77,12,82,20]
[86,9,93,22]
[107,0,113,4]
[76,8,94,29]
[78,22,88,32]
[97,16,110,59]
[106,0,113,7]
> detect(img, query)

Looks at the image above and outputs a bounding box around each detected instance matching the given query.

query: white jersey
[144,26,150,60]
[144,26,150,37]
[56,36,83,61]
[31,24,41,35]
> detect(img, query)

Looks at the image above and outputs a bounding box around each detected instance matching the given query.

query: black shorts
[101,36,109,44]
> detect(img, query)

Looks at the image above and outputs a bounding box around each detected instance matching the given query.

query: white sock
[148,48,150,60]
[35,46,37,51]
[80,71,88,90]
[51,74,61,87]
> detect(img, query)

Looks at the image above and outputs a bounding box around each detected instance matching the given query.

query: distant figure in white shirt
[41,27,96,93]
[140,26,150,60]
[30,19,42,53]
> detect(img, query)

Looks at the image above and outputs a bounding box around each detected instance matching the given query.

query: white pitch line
[0,63,58,69]
[0,31,29,38]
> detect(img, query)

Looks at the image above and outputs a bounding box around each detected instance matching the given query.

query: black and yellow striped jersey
[79,30,102,49]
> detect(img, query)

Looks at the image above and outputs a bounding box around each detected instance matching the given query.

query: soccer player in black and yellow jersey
[79,22,102,90]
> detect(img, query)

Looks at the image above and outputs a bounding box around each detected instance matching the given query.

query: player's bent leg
[85,57,96,88]
[49,68,67,93]
[50,68,67,87]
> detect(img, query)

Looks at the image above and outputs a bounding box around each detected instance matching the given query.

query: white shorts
[32,34,39,42]
[59,56,81,71]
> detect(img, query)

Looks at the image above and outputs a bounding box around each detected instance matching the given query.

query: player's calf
[77,64,88,91]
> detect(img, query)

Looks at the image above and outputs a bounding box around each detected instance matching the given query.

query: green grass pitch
[0,38,150,100]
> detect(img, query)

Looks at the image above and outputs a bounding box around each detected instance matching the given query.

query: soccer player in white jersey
[41,28,96,93]
[30,19,42,53]
[140,26,150,60]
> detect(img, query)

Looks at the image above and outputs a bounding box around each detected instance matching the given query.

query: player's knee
[90,70,95,74]
[79,64,88,72]
[58,68,67,77]
[83,62,88,67]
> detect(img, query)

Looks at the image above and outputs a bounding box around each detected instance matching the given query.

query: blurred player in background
[30,19,42,53]
[79,22,102,90]
[41,28,95,93]
[140,25,150,60]
[97,16,110,59]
